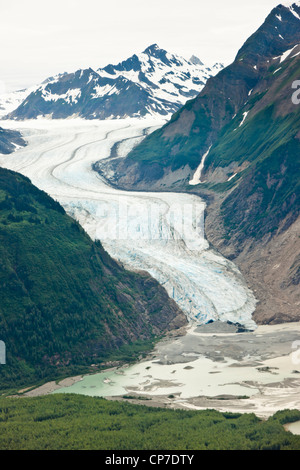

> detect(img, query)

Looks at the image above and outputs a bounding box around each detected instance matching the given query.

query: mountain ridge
[0,126,26,154]
[4,45,223,121]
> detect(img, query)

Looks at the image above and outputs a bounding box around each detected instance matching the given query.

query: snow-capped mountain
[0,88,32,117]
[5,44,223,120]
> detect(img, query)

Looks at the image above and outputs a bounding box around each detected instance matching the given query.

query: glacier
[0,118,257,330]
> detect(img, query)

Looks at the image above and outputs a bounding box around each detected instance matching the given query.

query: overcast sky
[0,0,291,92]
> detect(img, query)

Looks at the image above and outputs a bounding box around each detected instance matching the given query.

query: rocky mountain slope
[5,45,223,120]
[0,126,26,154]
[96,3,300,324]
[0,168,186,389]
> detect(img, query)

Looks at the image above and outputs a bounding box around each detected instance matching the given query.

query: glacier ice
[0,117,257,330]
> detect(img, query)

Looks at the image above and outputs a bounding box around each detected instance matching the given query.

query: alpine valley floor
[25,321,300,419]
[0,118,299,418]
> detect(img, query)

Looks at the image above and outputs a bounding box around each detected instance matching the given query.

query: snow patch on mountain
[189,146,212,186]
[289,4,300,20]
[41,87,82,104]
[279,44,299,62]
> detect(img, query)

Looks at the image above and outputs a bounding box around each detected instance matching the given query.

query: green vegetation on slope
[0,395,300,450]
[127,105,213,172]
[221,137,300,240]
[0,168,184,390]
[202,86,300,239]
[109,6,300,188]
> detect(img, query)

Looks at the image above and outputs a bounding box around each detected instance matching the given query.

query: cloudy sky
[0,0,291,92]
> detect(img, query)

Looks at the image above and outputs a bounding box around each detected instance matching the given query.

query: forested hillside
[0,168,185,389]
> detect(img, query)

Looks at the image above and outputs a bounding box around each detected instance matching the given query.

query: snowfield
[0,118,257,329]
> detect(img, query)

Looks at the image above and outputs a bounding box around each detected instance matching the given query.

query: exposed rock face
[93,157,192,191]
[0,126,26,154]
[204,195,300,325]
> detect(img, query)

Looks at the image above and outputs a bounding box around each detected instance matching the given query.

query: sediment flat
[25,322,300,419]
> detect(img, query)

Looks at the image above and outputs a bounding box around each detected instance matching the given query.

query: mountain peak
[189,55,204,66]
[142,43,182,67]
[234,1,300,63]
[143,43,161,55]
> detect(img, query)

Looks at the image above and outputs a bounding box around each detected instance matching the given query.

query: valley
[0,118,257,328]
[1,0,300,453]
[0,118,299,417]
